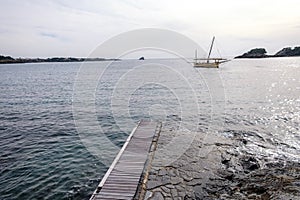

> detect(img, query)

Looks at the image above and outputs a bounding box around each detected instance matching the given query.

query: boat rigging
[193,36,228,68]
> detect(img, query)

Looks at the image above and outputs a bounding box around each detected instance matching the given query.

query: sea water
[0,58,299,199]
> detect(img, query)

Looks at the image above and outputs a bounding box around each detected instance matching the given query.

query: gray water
[0,58,299,199]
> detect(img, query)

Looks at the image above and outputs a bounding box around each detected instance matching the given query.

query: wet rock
[219,193,231,199]
[241,139,248,145]
[284,185,300,193]
[261,192,271,200]
[221,157,231,168]
[218,170,234,181]
[241,156,260,172]
[232,192,247,199]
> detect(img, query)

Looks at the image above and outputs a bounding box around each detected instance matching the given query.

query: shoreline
[1,54,300,65]
[235,47,300,59]
[136,122,300,199]
[0,56,120,64]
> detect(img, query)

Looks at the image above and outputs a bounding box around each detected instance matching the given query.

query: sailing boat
[193,36,228,68]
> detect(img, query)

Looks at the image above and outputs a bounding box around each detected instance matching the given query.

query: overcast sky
[0,0,299,58]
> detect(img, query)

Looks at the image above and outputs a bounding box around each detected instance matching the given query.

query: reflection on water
[221,58,300,162]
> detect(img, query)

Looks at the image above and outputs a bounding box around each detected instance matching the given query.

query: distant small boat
[194,36,228,68]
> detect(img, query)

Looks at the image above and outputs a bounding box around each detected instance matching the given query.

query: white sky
[0,0,299,58]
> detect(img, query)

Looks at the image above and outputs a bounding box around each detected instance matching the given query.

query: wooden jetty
[90,120,161,200]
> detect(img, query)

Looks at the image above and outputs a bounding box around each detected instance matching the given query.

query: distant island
[0,55,120,64]
[235,46,300,59]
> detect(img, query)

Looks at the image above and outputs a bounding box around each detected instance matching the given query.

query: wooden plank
[90,120,158,200]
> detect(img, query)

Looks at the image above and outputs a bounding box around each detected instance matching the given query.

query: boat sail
[194,36,228,68]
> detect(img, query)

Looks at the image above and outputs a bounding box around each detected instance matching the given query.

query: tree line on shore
[1,46,300,63]
[0,55,119,64]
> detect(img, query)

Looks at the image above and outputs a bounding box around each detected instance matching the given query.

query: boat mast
[195,49,197,60]
[207,36,215,63]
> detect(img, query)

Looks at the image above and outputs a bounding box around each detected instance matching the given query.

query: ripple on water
[1,59,300,199]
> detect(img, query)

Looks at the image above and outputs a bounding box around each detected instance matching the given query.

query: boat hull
[193,62,219,68]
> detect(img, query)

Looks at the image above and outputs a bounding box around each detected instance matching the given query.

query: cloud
[40,32,59,39]
[0,27,10,34]
[0,0,300,57]
[38,31,71,43]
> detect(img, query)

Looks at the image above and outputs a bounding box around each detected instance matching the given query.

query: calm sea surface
[0,58,299,199]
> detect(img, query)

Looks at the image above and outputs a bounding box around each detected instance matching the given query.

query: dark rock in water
[241,156,260,173]
[235,46,300,59]
[0,55,15,63]
[139,57,145,60]
[235,48,268,59]
[0,55,14,61]
[274,47,300,57]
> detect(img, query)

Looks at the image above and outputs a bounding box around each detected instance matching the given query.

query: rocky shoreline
[2,45,299,64]
[0,55,119,64]
[137,122,300,200]
[235,47,300,59]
